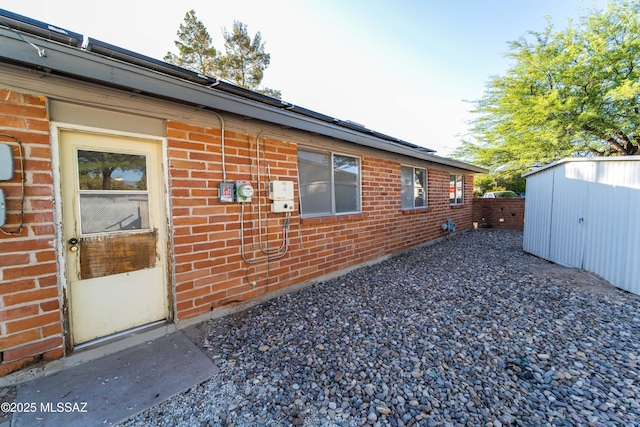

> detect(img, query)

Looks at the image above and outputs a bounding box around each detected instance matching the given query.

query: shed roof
[0,8,487,173]
[522,156,640,178]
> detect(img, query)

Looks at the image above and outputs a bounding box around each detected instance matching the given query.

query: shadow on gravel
[121,229,640,427]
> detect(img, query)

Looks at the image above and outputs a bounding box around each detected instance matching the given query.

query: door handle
[68,237,79,252]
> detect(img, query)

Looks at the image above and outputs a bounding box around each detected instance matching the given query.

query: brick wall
[0,90,63,376]
[0,90,476,377]
[167,120,476,320]
[167,123,306,319]
[472,198,525,230]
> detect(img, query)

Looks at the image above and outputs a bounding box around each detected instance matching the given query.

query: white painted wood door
[59,129,168,345]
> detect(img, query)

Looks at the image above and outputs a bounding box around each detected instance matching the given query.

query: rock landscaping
[120,229,640,427]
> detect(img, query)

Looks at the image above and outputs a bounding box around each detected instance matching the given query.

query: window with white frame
[401,166,426,209]
[450,174,463,205]
[298,149,360,216]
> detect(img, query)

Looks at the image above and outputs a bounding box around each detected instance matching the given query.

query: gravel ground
[120,229,640,427]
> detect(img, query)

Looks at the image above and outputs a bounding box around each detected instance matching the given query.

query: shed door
[549,166,588,268]
[60,129,168,345]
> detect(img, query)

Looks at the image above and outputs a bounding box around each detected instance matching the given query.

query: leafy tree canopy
[455,0,640,192]
[165,11,281,99]
[164,10,217,76]
[217,20,281,99]
[78,151,146,190]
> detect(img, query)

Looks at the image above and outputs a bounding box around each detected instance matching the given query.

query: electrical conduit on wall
[239,132,292,265]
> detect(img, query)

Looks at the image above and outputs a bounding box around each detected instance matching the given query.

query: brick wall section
[0,90,63,376]
[0,97,477,376]
[472,198,525,230]
[168,123,305,319]
[168,120,476,320]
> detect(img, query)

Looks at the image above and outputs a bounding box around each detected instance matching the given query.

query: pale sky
[2,0,608,156]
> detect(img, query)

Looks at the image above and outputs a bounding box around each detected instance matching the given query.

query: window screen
[77,149,150,234]
[449,174,464,205]
[298,149,360,216]
[401,166,426,209]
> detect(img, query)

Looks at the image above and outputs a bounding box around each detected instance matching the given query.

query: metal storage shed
[523,157,640,296]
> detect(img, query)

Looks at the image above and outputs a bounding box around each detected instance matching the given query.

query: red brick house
[0,10,485,378]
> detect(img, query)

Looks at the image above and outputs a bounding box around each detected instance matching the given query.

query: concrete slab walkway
[9,331,218,426]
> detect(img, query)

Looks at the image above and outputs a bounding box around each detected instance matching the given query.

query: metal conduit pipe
[237,129,288,262]
[254,131,289,255]
[240,203,291,264]
[211,111,227,183]
[229,128,290,264]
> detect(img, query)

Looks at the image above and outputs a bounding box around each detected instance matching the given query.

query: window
[298,149,360,216]
[77,150,150,234]
[401,166,426,209]
[450,174,464,205]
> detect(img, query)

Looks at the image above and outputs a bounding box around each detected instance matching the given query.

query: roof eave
[0,27,485,173]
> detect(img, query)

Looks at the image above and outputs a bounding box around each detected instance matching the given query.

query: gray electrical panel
[0,143,13,180]
[0,142,13,227]
[0,190,5,227]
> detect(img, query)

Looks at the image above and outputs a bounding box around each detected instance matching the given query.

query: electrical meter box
[271,200,295,213]
[0,190,5,227]
[235,180,254,203]
[269,181,295,213]
[0,143,13,180]
[269,181,294,201]
[218,182,234,203]
[0,142,11,227]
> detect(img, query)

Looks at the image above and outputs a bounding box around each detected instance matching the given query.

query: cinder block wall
[0,90,64,376]
[472,198,525,230]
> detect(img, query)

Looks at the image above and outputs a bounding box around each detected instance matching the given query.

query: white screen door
[59,129,168,345]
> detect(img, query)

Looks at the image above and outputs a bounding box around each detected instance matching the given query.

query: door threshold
[65,321,177,370]
[0,322,178,387]
[74,321,167,351]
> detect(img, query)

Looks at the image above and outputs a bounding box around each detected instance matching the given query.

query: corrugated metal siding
[582,160,639,295]
[548,163,589,268]
[623,185,640,295]
[523,168,554,259]
[524,158,640,296]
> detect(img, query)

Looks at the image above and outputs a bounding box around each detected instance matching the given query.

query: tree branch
[607,137,627,155]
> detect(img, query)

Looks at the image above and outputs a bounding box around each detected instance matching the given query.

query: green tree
[164,10,217,76]
[216,20,281,99]
[472,169,526,196]
[165,13,281,99]
[78,151,146,190]
[455,0,640,190]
